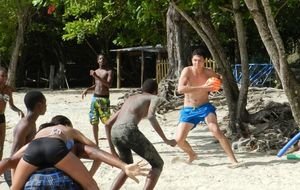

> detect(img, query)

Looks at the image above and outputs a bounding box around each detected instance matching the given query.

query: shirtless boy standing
[4,90,46,187]
[106,79,176,190]
[82,54,113,146]
[0,67,24,160]
[175,49,239,167]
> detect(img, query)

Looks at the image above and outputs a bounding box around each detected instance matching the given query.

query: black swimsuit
[0,114,5,124]
[23,137,70,169]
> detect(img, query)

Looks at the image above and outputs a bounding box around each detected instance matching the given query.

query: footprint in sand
[171,156,211,167]
[171,156,191,164]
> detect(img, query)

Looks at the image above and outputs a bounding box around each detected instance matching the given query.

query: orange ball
[207,77,221,92]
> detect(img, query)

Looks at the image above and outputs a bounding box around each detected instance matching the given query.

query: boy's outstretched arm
[147,97,176,146]
[148,117,176,147]
[105,110,121,157]
[81,84,96,99]
[0,145,27,174]
[8,89,24,117]
[82,145,149,183]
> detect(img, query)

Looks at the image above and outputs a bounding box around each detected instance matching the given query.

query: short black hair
[0,67,7,73]
[38,115,72,132]
[192,49,206,58]
[51,115,72,127]
[24,91,45,111]
[97,53,106,59]
[38,122,56,132]
[142,79,158,94]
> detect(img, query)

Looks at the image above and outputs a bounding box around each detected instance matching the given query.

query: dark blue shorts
[24,168,82,190]
[179,103,216,130]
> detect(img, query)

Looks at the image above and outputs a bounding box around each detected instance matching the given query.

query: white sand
[1,88,300,190]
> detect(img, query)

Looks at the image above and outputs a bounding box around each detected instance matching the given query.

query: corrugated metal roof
[110,45,166,53]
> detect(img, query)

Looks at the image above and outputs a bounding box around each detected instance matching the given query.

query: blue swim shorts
[179,103,216,130]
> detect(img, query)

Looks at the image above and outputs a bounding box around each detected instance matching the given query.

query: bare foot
[171,155,197,164]
[227,162,246,169]
[187,153,198,164]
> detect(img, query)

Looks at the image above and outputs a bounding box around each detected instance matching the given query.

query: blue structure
[233,63,274,86]
[277,131,300,157]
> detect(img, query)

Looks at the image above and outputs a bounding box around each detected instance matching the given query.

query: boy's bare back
[11,118,37,155]
[114,94,160,126]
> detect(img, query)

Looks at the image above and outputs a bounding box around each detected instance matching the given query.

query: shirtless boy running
[106,79,176,190]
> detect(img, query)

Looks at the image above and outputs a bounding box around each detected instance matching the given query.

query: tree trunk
[170,1,240,135]
[166,4,191,79]
[244,0,300,128]
[233,0,250,136]
[52,41,67,89]
[7,6,31,87]
[53,62,66,89]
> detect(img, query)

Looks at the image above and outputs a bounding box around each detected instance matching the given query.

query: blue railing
[233,63,274,86]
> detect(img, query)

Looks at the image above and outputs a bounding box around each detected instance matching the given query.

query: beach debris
[232,100,298,153]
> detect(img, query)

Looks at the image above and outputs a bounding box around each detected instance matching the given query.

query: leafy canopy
[32,0,168,46]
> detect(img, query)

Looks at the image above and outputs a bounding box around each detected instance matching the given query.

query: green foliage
[31,0,169,46]
[0,0,33,64]
[63,1,98,18]
[0,6,16,61]
[273,0,300,54]
[61,0,107,43]
[28,23,48,32]
[8,0,298,64]
[32,0,48,7]
[63,15,102,43]
[111,0,169,46]
[176,0,238,59]
[0,1,17,63]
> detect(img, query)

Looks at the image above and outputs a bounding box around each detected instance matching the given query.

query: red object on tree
[47,4,56,15]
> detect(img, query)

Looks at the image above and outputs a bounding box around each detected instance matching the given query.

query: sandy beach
[1,88,300,190]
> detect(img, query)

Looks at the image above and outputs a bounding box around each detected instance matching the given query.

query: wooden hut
[110,45,167,88]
